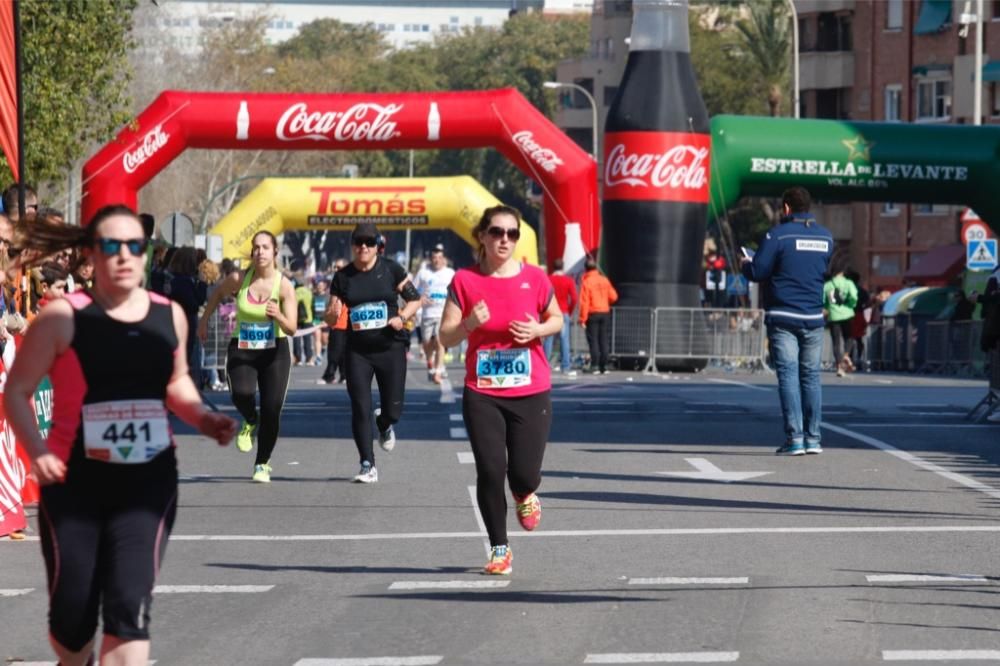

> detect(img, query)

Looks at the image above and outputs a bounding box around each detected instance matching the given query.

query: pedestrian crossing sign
[967,238,998,271]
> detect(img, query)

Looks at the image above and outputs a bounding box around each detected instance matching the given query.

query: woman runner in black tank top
[4,206,237,666]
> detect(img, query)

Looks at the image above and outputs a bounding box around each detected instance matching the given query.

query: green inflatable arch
[709,115,1000,232]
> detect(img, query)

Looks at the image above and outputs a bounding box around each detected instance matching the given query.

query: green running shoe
[236,421,256,453]
[251,463,272,483]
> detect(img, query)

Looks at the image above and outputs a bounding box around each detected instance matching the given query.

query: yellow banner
[209,176,539,265]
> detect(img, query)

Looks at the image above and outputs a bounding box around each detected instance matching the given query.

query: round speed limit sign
[963,222,991,244]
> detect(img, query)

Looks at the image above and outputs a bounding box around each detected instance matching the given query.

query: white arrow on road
[658,458,772,483]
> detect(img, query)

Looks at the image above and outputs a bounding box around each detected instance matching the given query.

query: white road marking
[81,525,1000,544]
[585,652,739,663]
[467,485,490,556]
[844,423,993,429]
[449,413,463,421]
[628,577,749,586]
[14,662,155,666]
[295,658,442,666]
[895,404,951,408]
[456,452,475,464]
[867,574,987,583]
[683,410,747,415]
[439,378,456,404]
[883,650,1000,661]
[0,588,33,596]
[707,378,771,392]
[907,411,967,417]
[658,458,771,483]
[821,422,1000,501]
[153,585,274,593]
[449,427,467,439]
[388,580,510,590]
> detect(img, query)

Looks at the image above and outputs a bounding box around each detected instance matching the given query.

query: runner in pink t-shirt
[439,204,564,576]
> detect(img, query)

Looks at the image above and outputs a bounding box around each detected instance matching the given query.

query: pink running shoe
[513,493,541,531]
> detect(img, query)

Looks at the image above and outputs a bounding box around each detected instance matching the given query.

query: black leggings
[586,312,611,371]
[39,450,178,651]
[829,320,852,365]
[345,340,407,465]
[322,328,347,382]
[226,337,291,465]
[462,388,552,547]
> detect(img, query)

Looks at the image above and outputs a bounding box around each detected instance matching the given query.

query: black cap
[432,243,445,252]
[351,222,378,241]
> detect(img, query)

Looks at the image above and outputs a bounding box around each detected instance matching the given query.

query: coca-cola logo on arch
[512,130,563,173]
[123,124,170,174]
[277,102,403,142]
[603,131,710,203]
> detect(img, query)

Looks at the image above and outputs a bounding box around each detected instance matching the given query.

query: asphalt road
[3,361,1000,666]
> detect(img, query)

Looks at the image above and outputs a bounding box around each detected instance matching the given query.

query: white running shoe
[373,407,397,451]
[988,410,1000,423]
[353,462,378,483]
[379,425,396,452]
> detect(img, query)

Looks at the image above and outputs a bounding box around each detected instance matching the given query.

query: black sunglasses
[95,237,148,257]
[353,237,378,248]
[486,226,520,241]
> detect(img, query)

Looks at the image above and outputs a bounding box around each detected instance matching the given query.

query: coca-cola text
[603,131,710,203]
[512,130,563,173]
[277,102,402,142]
[123,125,170,174]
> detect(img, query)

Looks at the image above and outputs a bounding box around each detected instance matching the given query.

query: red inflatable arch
[81,89,599,264]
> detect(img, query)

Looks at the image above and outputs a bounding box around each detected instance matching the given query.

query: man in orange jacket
[579,255,618,374]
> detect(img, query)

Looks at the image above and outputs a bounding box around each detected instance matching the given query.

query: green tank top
[232,269,285,343]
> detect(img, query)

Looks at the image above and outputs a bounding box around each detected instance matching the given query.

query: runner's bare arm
[4,301,73,482]
[510,295,562,344]
[166,302,237,445]
[269,276,298,336]
[396,277,421,323]
[198,271,241,343]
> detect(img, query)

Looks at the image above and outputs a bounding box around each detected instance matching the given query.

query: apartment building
[551,0,631,175]
[557,0,1000,289]
[798,0,1000,289]
[138,0,586,54]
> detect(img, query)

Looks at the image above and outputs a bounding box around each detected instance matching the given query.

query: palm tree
[735,0,791,117]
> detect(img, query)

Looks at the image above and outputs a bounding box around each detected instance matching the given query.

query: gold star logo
[842,135,874,162]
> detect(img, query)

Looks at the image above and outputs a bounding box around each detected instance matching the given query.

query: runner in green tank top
[199,231,297,482]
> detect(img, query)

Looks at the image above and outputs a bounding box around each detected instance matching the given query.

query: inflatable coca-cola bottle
[602,0,710,312]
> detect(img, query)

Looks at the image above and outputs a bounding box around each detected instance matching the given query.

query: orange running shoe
[514,493,541,531]
[483,544,512,575]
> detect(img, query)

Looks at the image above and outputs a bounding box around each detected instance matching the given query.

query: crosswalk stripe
[0,588,33,596]
[866,574,987,583]
[628,577,748,586]
[456,452,475,464]
[294,658,443,665]
[449,427,467,439]
[883,650,1000,661]
[154,585,274,593]
[585,652,739,663]
[388,580,509,590]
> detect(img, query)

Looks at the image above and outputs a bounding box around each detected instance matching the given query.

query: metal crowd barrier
[202,307,236,372]
[548,306,768,373]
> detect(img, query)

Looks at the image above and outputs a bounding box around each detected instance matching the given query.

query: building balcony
[800,50,854,90]
[552,106,596,130]
[793,0,855,13]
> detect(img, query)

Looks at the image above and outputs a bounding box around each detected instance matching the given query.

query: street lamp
[543,81,598,160]
[786,0,800,118]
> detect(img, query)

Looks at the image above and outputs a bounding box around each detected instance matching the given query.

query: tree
[689,8,765,118]
[276,18,387,63]
[9,0,137,189]
[734,0,791,117]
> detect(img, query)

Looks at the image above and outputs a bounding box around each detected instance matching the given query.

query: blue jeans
[543,315,573,370]
[768,323,823,446]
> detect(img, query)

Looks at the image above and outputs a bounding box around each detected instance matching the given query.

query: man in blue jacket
[741,187,833,455]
